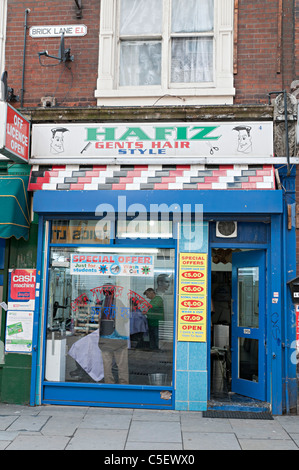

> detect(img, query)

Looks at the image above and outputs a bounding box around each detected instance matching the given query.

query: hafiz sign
[0,102,30,163]
[31,121,274,162]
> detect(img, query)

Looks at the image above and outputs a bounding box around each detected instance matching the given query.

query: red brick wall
[234,0,295,104]
[295,0,299,79]
[4,0,297,109]
[5,0,100,108]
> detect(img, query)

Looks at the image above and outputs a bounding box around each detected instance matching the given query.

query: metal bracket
[74,0,83,18]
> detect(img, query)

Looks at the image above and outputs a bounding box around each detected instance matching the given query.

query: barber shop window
[45,246,175,386]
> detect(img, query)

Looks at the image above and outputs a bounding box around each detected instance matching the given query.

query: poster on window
[8,269,36,311]
[5,310,34,353]
[70,253,154,277]
[177,253,207,342]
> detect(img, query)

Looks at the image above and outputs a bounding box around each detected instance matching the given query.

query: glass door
[231,250,266,401]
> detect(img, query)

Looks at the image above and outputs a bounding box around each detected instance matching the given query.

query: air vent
[216,221,237,238]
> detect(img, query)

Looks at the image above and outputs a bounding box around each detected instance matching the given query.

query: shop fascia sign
[31,121,274,163]
[29,25,87,38]
[0,102,30,163]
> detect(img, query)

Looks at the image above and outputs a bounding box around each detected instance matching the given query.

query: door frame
[231,249,266,401]
[208,241,269,403]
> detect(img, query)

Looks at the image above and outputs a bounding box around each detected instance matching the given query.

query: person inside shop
[156,274,171,295]
[129,297,148,349]
[143,288,164,350]
[98,284,130,384]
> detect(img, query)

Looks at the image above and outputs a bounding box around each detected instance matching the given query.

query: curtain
[171,0,214,33]
[119,0,214,86]
[171,0,214,83]
[120,41,162,86]
[120,0,162,35]
[171,37,213,83]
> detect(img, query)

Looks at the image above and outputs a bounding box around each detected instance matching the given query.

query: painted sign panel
[29,25,87,38]
[31,122,273,162]
[177,253,207,342]
[70,253,154,277]
[8,269,36,311]
[0,103,30,163]
[5,310,33,353]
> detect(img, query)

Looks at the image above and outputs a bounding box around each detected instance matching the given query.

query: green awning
[0,175,30,240]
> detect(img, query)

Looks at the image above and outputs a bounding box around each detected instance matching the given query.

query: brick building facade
[0,0,298,414]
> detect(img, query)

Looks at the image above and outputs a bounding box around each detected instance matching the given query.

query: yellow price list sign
[177,253,207,342]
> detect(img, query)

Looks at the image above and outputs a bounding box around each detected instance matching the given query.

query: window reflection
[45,247,174,386]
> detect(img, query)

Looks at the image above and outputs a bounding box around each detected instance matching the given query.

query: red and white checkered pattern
[28,164,275,191]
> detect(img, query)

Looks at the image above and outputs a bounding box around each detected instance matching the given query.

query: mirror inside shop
[45,247,175,387]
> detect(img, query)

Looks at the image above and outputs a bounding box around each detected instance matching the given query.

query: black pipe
[21,8,30,107]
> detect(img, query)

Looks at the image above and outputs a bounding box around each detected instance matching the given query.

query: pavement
[1,403,299,451]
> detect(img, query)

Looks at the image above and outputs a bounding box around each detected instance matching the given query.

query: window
[45,246,175,386]
[96,0,235,106]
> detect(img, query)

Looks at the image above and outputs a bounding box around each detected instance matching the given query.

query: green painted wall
[0,221,38,405]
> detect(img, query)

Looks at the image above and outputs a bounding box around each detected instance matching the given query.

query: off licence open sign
[0,102,30,163]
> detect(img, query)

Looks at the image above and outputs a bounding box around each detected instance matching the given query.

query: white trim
[95,0,235,106]
[29,157,297,166]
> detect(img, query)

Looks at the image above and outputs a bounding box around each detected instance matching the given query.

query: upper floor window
[96,0,235,106]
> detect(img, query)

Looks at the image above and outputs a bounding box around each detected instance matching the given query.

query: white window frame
[95,0,235,106]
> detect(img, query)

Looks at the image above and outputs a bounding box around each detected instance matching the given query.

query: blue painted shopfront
[30,187,297,415]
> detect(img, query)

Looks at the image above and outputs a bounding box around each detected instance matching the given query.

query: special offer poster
[177,254,207,342]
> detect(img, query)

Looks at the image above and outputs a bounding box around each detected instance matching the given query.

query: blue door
[231,250,266,401]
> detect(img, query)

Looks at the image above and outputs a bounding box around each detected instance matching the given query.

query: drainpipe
[20,8,30,107]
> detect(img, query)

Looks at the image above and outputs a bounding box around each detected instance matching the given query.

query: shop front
[28,119,296,414]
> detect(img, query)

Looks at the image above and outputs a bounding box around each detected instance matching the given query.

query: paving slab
[0,415,19,430]
[229,419,291,440]
[274,416,299,434]
[37,405,88,417]
[84,407,133,416]
[6,415,49,432]
[125,441,183,450]
[41,415,82,436]
[0,441,9,450]
[0,404,39,416]
[239,438,298,450]
[5,434,70,450]
[79,412,132,430]
[183,431,241,450]
[181,415,233,433]
[66,428,127,450]
[128,420,182,443]
[0,430,19,441]
[132,409,180,421]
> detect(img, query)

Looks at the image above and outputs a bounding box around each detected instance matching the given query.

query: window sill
[94,87,236,107]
